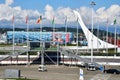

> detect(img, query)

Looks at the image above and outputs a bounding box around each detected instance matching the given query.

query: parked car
[81,62,88,68]
[87,63,97,71]
[38,65,47,72]
[104,69,120,74]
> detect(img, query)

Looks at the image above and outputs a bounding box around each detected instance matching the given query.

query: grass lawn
[33,47,57,51]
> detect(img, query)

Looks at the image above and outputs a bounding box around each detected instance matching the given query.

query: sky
[0,0,120,32]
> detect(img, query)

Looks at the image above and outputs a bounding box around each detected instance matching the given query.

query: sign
[100,65,104,72]
[66,33,70,42]
[79,68,84,80]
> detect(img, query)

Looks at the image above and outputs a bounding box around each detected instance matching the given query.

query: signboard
[79,68,84,80]
[66,33,70,42]
[52,33,63,42]
[5,69,21,78]
[100,65,104,72]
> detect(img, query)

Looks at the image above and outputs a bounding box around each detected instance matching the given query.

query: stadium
[0,11,120,67]
[1,0,120,80]
[7,31,73,44]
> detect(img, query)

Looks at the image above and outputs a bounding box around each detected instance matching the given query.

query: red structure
[108,37,120,47]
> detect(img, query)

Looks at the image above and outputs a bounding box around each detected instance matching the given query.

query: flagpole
[65,16,67,47]
[86,17,90,53]
[106,18,108,53]
[40,17,42,32]
[117,32,118,46]
[52,17,59,66]
[12,14,15,57]
[53,22,55,33]
[97,20,99,52]
[40,16,42,47]
[95,16,99,52]
[87,26,89,52]
[52,17,55,45]
[40,16,45,67]
[113,18,117,53]
[26,15,29,66]
[76,18,78,55]
[114,24,116,53]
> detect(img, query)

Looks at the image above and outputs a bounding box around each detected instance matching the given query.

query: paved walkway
[90,74,111,80]
[0,65,120,80]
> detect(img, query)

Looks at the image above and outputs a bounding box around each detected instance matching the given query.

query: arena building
[7,31,74,44]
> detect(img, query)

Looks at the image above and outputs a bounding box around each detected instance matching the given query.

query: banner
[79,68,84,80]
[66,33,70,42]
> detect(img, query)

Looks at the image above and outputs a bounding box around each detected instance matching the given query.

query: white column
[91,7,94,63]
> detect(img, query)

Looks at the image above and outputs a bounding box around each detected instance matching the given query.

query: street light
[90,1,96,63]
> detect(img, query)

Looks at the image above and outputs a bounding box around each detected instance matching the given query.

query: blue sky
[8,0,120,11]
[0,0,120,33]
[0,0,117,12]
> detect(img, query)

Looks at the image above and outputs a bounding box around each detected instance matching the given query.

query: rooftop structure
[73,10,118,49]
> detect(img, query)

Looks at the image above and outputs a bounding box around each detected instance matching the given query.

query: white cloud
[0,0,41,27]
[13,6,21,11]
[44,5,75,24]
[0,4,13,21]
[56,7,75,22]
[45,4,55,20]
[0,2,120,28]
[78,7,92,26]
[96,4,120,26]
[5,0,14,6]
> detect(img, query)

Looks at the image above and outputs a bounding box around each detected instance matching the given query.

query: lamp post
[90,1,96,63]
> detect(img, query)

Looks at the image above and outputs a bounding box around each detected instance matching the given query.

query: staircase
[59,47,102,68]
[0,51,26,62]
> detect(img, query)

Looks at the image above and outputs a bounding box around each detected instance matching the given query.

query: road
[0,65,120,80]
